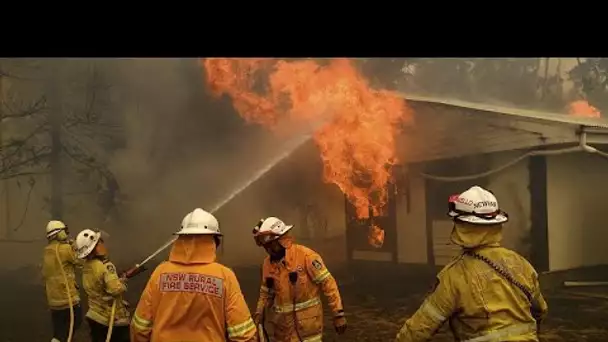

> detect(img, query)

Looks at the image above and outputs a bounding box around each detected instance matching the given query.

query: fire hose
[55,244,75,342]
[118,206,222,280]
[106,299,117,342]
[102,254,151,342]
[120,237,175,279]
[105,275,134,342]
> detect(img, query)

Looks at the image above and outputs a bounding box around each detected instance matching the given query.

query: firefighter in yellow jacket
[253,216,347,342]
[395,186,549,342]
[130,208,257,342]
[74,228,130,342]
[42,220,83,342]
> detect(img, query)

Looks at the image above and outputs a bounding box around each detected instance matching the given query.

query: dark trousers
[50,304,83,341]
[87,318,130,342]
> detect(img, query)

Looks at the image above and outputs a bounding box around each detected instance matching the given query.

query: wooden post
[529,155,549,272]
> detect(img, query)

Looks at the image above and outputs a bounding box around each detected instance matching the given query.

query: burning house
[217,94,608,279]
[357,97,608,277]
[351,95,608,276]
[203,59,608,278]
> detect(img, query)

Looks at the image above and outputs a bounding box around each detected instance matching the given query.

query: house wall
[396,164,428,264]
[487,151,532,255]
[396,150,532,265]
[546,152,608,271]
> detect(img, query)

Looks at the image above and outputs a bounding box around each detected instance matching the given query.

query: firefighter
[395,185,549,342]
[252,216,347,342]
[74,229,130,342]
[42,220,83,342]
[130,208,257,342]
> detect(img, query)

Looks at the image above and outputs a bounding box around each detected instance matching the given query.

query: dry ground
[2,264,608,342]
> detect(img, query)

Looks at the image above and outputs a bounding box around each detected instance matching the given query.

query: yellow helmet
[46,220,67,239]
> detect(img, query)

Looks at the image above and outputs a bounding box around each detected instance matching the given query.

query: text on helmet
[455,197,474,206]
[473,200,497,209]
[269,221,284,232]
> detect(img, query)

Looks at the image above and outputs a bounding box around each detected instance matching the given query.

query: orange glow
[368,224,385,248]
[568,100,601,118]
[203,58,412,226]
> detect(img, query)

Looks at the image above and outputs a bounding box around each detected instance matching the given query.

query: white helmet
[448,186,508,225]
[176,208,221,235]
[252,217,293,246]
[46,220,67,239]
[74,229,102,259]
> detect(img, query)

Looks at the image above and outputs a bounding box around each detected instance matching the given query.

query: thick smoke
[106,58,311,264]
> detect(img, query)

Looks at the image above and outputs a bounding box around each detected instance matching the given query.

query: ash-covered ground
[2,263,608,342]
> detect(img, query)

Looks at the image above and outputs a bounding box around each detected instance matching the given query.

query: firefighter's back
[150,260,231,341]
[42,241,80,309]
[132,209,256,342]
[446,246,546,341]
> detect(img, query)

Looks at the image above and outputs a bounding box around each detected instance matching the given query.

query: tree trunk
[0,72,9,238]
[541,58,550,100]
[49,60,63,219]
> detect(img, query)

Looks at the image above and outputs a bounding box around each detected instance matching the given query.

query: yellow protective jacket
[130,235,257,342]
[396,223,549,342]
[42,240,82,309]
[254,236,344,342]
[82,256,130,326]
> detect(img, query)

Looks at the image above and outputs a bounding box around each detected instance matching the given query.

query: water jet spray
[122,131,314,278]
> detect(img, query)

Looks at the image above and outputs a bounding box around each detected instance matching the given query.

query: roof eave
[400,93,608,130]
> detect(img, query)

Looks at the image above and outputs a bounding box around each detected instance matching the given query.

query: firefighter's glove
[334,314,347,335]
[253,312,261,327]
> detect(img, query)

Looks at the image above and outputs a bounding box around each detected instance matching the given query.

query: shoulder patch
[106,264,116,274]
[312,259,323,270]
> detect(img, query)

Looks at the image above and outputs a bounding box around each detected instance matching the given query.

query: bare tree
[0,59,125,241]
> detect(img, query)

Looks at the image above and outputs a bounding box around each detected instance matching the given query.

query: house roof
[397,94,608,163]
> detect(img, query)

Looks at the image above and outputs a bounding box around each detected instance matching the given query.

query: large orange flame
[568,100,601,118]
[203,58,412,222]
